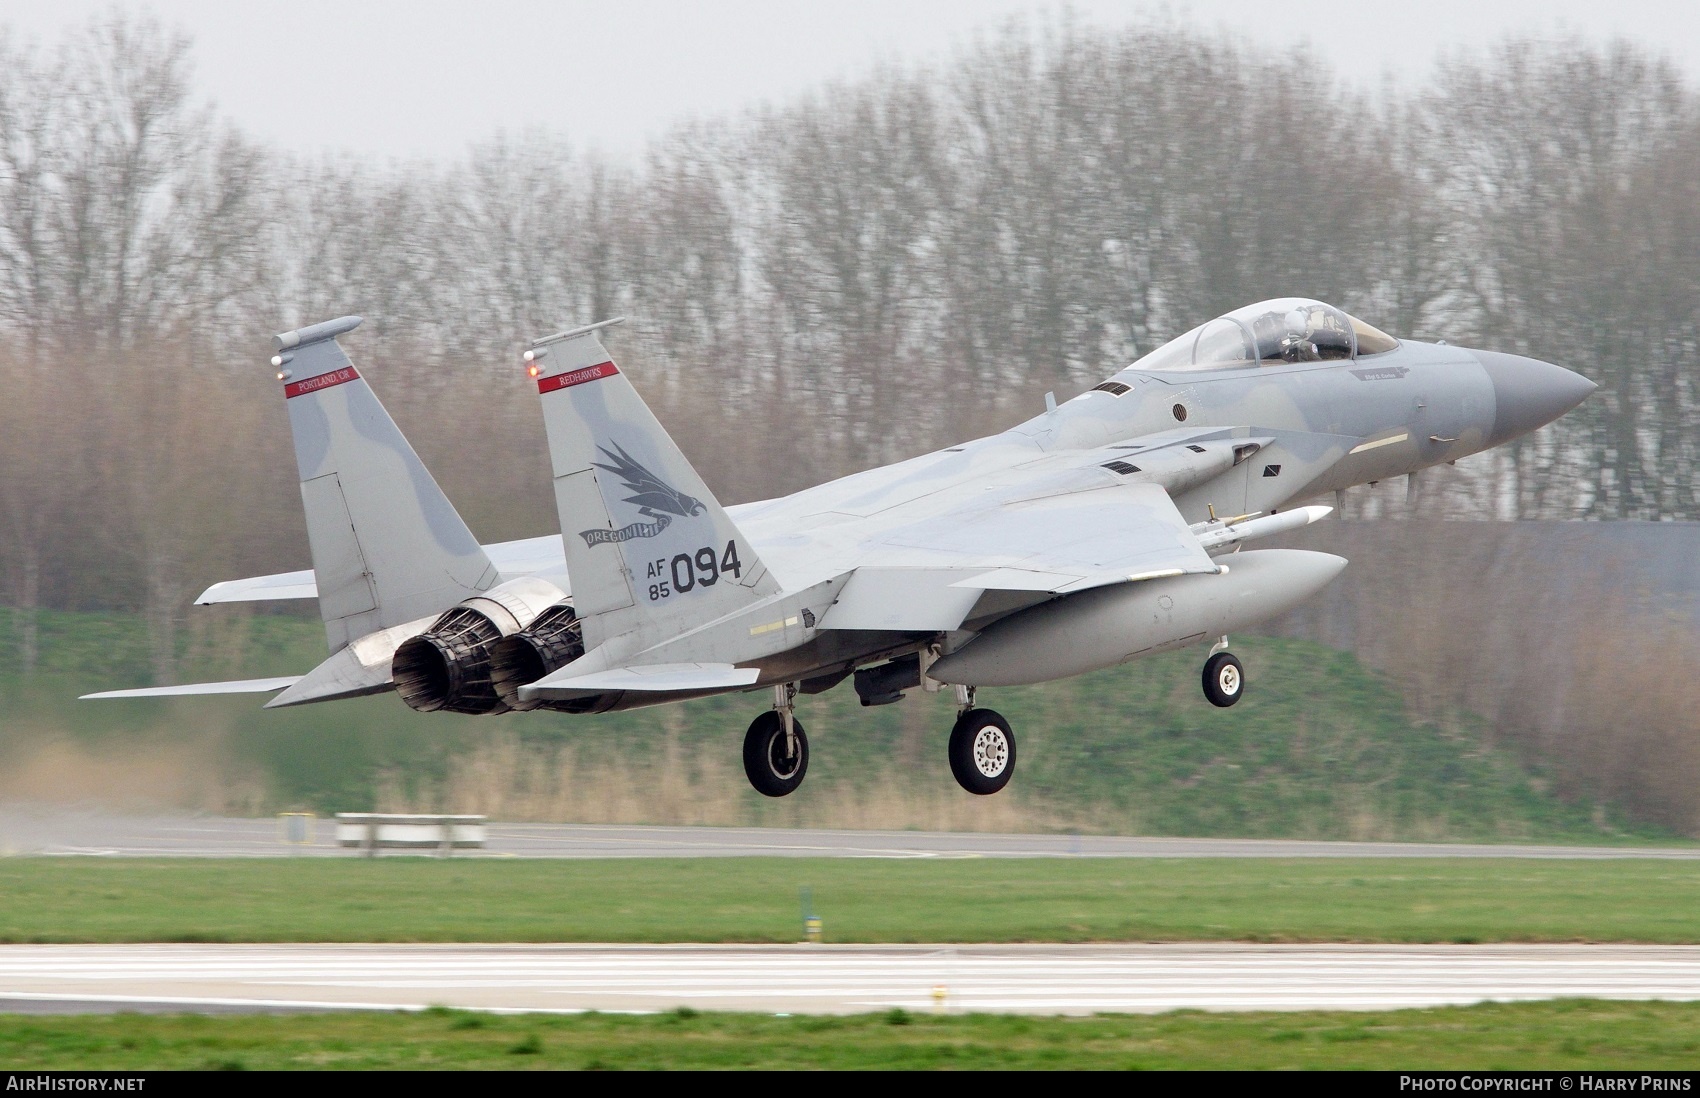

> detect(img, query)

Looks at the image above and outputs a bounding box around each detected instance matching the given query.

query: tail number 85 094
[646,541,743,601]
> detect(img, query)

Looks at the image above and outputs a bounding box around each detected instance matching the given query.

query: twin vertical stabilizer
[525,320,779,651]
[275,317,498,653]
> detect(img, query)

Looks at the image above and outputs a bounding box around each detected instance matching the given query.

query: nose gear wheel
[1203,651,1244,707]
[949,708,1016,795]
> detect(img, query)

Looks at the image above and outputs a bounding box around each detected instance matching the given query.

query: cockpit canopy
[1130,298,1399,373]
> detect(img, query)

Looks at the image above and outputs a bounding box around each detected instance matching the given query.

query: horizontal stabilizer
[196,570,316,604]
[82,677,301,700]
[521,662,759,700]
[264,615,434,708]
[192,537,570,607]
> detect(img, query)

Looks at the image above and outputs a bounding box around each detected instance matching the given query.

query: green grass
[0,606,1663,842]
[4,1000,1699,1069]
[2,858,1698,944]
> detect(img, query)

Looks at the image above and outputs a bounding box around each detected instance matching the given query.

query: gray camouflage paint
[275,319,495,653]
[508,310,1592,709]
[131,302,1594,714]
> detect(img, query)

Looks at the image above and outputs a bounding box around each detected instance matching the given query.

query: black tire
[1202,651,1244,707]
[948,708,1016,796]
[742,711,809,797]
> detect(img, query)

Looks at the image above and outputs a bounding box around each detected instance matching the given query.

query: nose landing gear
[1202,638,1244,707]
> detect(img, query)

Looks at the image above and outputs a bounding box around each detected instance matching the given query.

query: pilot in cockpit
[1125,298,1398,373]
[1250,304,1354,363]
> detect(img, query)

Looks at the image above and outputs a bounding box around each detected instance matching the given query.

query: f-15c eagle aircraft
[86,298,1595,797]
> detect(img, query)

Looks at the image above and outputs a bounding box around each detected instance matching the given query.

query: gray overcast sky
[5,1,1699,162]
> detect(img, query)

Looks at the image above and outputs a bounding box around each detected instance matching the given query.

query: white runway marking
[3,944,1700,1015]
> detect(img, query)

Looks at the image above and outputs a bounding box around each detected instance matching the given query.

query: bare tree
[1426,37,1696,518]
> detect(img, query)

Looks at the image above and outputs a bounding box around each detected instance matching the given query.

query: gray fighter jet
[86,298,1595,797]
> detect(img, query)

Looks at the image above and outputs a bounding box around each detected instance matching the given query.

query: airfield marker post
[801,887,822,943]
[277,811,315,846]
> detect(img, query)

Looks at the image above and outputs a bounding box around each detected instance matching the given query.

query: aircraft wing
[819,480,1217,630]
[193,535,570,605]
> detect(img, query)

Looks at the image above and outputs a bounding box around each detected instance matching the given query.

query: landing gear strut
[743,684,808,797]
[1202,639,1244,708]
[947,685,1017,796]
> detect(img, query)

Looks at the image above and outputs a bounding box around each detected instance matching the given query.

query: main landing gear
[740,640,1247,799]
[1201,637,1244,707]
[743,684,808,798]
[738,679,1019,798]
[947,685,1016,796]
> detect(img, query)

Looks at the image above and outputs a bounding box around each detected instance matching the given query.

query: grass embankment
[4,1001,1699,1069]
[2,858,1698,943]
[0,606,1661,842]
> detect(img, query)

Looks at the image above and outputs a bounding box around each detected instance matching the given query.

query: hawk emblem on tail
[580,440,705,546]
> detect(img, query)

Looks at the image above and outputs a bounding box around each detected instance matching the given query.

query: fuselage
[98,300,1594,769]
[738,337,1588,583]
[656,332,1594,703]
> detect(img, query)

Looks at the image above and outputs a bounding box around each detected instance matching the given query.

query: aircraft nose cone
[1474,349,1597,446]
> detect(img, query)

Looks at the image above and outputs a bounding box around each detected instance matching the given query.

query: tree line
[2,13,1698,674]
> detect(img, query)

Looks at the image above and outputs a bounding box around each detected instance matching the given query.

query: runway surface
[3,809,1696,859]
[3,944,1700,1015]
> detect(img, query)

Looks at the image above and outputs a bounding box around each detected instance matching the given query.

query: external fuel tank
[927,549,1346,686]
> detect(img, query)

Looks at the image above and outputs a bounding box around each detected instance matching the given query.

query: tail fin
[525,319,779,649]
[274,316,497,652]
